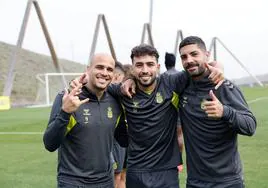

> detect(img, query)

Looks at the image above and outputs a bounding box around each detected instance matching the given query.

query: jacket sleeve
[43,92,71,152]
[114,111,128,147]
[107,84,122,99]
[218,81,257,136]
[162,71,189,94]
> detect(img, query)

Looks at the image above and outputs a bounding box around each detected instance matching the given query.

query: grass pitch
[0,86,267,187]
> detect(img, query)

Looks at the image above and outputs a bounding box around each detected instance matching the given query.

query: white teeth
[141,77,150,81]
[97,78,107,82]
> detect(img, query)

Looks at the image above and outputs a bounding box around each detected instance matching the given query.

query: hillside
[232,73,268,86]
[0,41,85,106]
[1,41,267,106]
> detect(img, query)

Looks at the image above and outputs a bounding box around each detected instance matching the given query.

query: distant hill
[232,73,268,87]
[0,41,85,106]
[1,41,267,106]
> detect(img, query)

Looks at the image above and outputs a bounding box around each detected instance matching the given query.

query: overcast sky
[0,0,267,79]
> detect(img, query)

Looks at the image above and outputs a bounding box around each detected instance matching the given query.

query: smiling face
[179,44,209,78]
[130,44,160,92]
[86,54,115,92]
[132,54,160,91]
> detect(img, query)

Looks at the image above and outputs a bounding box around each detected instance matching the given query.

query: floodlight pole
[214,37,263,87]
[3,0,33,96]
[88,14,117,65]
[33,0,67,88]
[89,15,102,64]
[3,0,67,97]
[141,23,154,47]
[149,0,153,32]
[208,37,217,61]
[102,15,117,61]
[173,30,184,57]
[213,39,217,61]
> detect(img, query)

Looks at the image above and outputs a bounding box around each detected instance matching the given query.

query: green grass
[0,107,57,187]
[0,87,268,187]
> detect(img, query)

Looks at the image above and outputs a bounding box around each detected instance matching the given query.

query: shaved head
[90,53,115,68]
[85,53,115,95]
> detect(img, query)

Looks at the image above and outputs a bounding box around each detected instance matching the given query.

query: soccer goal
[35,73,83,106]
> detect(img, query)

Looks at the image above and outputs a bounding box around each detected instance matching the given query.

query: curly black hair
[130,44,159,62]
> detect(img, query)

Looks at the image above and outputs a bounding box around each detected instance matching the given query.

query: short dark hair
[130,44,159,62]
[122,64,133,78]
[115,61,124,72]
[179,36,207,51]
[165,52,176,68]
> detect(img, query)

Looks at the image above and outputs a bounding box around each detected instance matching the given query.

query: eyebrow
[135,61,155,64]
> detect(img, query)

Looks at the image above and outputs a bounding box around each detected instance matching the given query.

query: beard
[190,69,206,78]
[185,63,206,78]
[136,74,157,88]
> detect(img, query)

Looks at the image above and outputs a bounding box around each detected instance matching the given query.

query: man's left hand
[203,90,224,118]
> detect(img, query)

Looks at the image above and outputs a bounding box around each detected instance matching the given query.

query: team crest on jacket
[107,107,113,118]
[156,92,163,103]
[201,99,206,110]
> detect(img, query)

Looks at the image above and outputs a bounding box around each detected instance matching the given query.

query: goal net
[35,73,83,106]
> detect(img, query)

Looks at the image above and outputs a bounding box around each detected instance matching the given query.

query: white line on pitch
[248,97,268,104]
[0,132,43,135]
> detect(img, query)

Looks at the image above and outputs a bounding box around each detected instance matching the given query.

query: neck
[137,80,157,93]
[191,68,210,80]
[85,83,105,100]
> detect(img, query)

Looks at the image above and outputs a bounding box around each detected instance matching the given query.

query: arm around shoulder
[107,84,122,99]
[162,71,189,94]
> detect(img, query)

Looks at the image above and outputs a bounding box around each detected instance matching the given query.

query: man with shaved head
[43,53,125,188]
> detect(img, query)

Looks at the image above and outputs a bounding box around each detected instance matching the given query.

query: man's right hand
[69,73,88,91]
[62,84,89,113]
[120,79,136,98]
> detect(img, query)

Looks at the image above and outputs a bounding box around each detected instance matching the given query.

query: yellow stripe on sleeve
[65,115,77,136]
[171,92,179,109]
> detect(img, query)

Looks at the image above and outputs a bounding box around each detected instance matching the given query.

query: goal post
[36,73,83,106]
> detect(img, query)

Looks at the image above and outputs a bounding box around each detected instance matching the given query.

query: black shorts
[58,180,114,188]
[113,141,126,173]
[186,178,245,188]
[123,148,128,169]
[126,168,179,188]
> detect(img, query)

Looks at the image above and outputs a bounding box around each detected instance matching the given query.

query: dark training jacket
[43,86,126,185]
[109,72,189,172]
[179,77,257,183]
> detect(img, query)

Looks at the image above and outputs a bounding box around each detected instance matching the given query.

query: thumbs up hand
[203,90,224,118]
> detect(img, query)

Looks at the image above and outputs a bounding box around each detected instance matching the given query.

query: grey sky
[0,0,267,79]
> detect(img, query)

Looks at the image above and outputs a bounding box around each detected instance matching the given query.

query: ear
[157,63,161,74]
[114,73,119,80]
[206,51,210,60]
[157,63,160,69]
